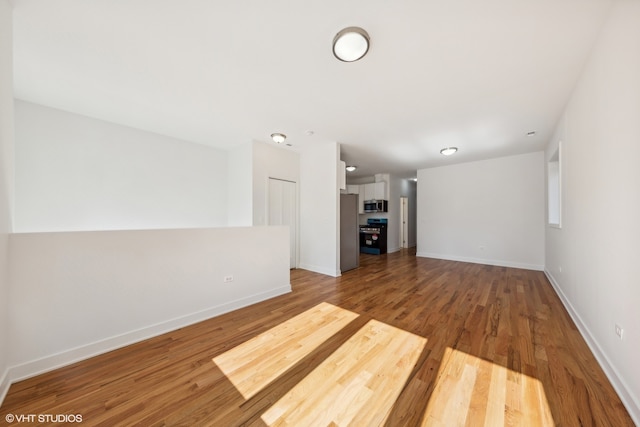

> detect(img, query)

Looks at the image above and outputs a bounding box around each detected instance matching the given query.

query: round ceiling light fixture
[332,27,370,62]
[271,133,286,144]
[440,147,458,156]
[345,165,357,172]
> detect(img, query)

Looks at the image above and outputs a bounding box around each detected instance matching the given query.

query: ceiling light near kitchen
[346,165,357,172]
[271,133,286,144]
[440,147,458,156]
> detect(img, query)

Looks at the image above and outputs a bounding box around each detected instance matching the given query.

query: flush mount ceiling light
[332,27,370,62]
[271,133,286,144]
[527,131,537,137]
[440,147,458,156]
[346,165,357,172]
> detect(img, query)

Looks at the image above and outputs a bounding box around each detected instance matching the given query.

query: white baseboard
[416,252,544,271]
[544,270,640,425]
[299,263,340,277]
[2,284,291,398]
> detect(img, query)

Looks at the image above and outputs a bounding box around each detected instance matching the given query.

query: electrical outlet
[615,324,624,340]
[224,275,234,283]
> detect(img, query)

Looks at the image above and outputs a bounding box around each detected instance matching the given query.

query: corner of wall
[0,367,10,407]
[299,142,339,277]
[0,0,14,408]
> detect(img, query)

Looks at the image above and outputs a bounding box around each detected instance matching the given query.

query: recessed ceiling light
[440,147,458,156]
[346,165,357,172]
[305,130,315,136]
[333,27,370,62]
[271,133,286,144]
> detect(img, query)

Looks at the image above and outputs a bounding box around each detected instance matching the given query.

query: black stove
[359,218,388,255]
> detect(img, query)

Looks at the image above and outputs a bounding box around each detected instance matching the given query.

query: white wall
[252,141,299,226]
[14,101,229,232]
[0,0,14,403]
[227,142,253,226]
[545,1,640,421]
[299,142,340,276]
[7,227,290,382]
[417,152,545,270]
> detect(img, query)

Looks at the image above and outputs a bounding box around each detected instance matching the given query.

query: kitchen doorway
[268,178,297,268]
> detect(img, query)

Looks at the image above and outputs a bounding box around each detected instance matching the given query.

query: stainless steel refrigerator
[340,194,360,272]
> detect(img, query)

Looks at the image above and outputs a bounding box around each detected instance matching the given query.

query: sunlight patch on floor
[261,319,427,426]
[421,347,555,426]
[212,302,358,399]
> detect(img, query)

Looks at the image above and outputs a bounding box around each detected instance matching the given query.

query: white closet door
[268,178,297,268]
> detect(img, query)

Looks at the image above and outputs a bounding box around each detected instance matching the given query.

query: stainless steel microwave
[364,200,388,213]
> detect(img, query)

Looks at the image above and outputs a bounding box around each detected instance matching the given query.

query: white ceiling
[12,0,613,178]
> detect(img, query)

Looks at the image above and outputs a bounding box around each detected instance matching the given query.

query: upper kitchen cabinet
[374,182,386,200]
[363,182,387,200]
[363,183,375,201]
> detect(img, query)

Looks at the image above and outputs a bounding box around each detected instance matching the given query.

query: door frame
[400,196,409,249]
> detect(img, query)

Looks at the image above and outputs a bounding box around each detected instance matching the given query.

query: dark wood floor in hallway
[1,249,634,426]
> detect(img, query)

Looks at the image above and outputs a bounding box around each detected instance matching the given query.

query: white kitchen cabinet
[361,182,387,201]
[364,183,376,201]
[374,182,386,200]
[358,185,366,213]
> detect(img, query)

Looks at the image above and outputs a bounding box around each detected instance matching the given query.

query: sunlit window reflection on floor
[212,302,358,399]
[261,319,426,426]
[213,302,554,426]
[421,347,555,426]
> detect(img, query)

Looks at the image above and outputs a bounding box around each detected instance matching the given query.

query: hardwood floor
[1,249,633,426]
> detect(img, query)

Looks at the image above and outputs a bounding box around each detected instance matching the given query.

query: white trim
[416,252,544,271]
[544,270,640,425]
[299,263,341,278]
[2,285,291,391]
